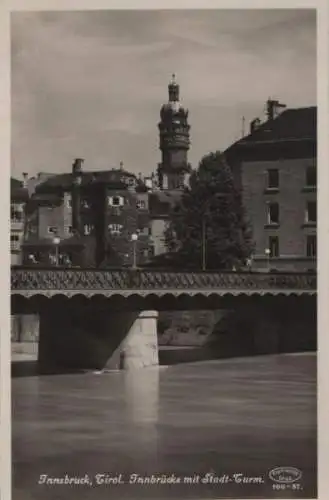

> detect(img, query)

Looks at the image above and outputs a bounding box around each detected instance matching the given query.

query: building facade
[12,81,316,272]
[225,105,317,271]
[10,176,29,266]
[22,160,152,267]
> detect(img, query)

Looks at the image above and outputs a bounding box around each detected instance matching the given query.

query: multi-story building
[10,176,29,265]
[225,102,317,271]
[22,160,152,267]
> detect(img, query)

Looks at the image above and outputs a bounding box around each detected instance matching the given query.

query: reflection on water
[12,354,317,499]
[124,369,159,424]
[123,369,160,459]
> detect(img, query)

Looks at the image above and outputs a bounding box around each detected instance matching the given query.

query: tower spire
[168,73,179,102]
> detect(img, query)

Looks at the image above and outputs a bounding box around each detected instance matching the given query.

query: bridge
[11,267,316,298]
[11,267,317,373]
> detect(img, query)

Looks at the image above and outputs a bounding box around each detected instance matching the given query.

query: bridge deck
[11,268,317,298]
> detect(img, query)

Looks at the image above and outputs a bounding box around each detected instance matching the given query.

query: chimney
[119,161,124,171]
[72,158,84,235]
[250,118,261,134]
[72,158,84,175]
[22,172,28,188]
[266,99,286,121]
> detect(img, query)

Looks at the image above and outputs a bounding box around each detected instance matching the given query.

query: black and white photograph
[9,6,320,500]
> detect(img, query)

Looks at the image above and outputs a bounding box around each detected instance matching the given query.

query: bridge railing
[11,267,317,292]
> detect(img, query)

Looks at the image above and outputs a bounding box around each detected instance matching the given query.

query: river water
[12,353,316,499]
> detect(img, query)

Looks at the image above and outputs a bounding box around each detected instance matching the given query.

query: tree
[164,151,254,270]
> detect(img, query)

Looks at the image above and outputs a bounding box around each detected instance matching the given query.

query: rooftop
[11,177,29,202]
[35,168,140,194]
[240,107,316,145]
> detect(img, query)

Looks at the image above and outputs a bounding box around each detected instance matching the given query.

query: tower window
[108,196,124,207]
[267,169,279,189]
[48,226,58,234]
[305,201,316,223]
[306,235,316,258]
[306,166,316,187]
[267,202,279,225]
[269,236,279,257]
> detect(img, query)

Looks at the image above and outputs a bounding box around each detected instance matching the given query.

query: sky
[11,9,316,179]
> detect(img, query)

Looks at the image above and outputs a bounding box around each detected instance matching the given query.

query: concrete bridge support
[120,310,159,370]
[37,299,159,374]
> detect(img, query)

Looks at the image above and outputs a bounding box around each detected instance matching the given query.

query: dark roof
[11,177,22,189]
[238,107,316,145]
[11,177,29,202]
[35,169,138,193]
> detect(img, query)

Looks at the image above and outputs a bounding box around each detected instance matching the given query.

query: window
[136,199,146,210]
[306,201,316,223]
[108,223,123,235]
[306,166,316,187]
[267,169,279,189]
[11,210,23,222]
[67,199,72,208]
[11,233,20,250]
[11,204,24,222]
[83,224,93,235]
[112,207,121,216]
[82,199,90,209]
[65,226,73,235]
[48,226,58,234]
[306,235,316,258]
[267,202,279,225]
[108,196,124,207]
[269,236,279,257]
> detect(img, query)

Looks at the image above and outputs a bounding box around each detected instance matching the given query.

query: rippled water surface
[12,353,317,499]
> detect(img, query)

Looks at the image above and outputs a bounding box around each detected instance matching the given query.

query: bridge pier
[37,300,159,374]
[119,311,159,370]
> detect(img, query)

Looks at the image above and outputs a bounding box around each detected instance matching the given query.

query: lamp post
[131,233,138,269]
[265,248,271,272]
[53,236,60,267]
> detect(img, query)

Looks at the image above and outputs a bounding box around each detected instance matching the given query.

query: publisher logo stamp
[269,467,302,485]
